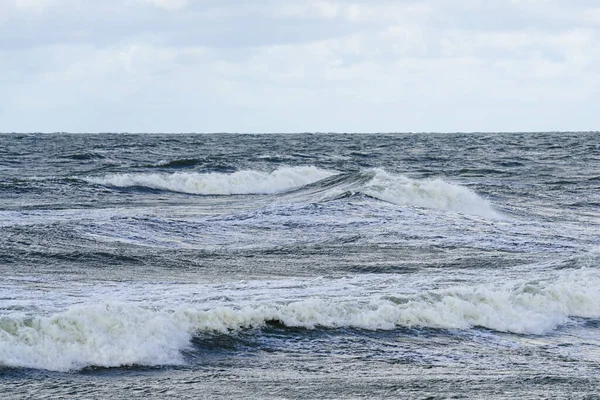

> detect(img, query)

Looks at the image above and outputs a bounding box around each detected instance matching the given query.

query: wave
[151,158,236,172]
[285,168,498,217]
[85,166,334,195]
[155,158,203,168]
[61,152,105,161]
[362,169,499,217]
[2,269,599,371]
[85,167,498,217]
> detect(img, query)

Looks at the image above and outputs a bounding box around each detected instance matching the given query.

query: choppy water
[1,132,599,399]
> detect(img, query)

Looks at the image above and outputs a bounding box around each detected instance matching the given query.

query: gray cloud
[1,0,598,132]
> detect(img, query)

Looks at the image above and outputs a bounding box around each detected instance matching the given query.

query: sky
[0,0,599,133]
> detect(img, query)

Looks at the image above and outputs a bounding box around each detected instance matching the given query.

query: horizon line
[1,130,598,135]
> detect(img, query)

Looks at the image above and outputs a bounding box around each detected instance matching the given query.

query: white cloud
[12,0,60,13]
[138,0,190,11]
[0,0,599,132]
[584,8,600,24]
[277,1,431,23]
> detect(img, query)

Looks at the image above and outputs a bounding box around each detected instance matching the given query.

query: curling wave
[1,269,599,371]
[362,169,499,217]
[285,168,498,217]
[85,166,334,195]
[85,167,497,216]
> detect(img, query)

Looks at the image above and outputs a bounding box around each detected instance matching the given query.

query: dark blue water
[1,132,600,398]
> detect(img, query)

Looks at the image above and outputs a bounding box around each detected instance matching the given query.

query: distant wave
[1,269,598,371]
[155,158,203,168]
[85,166,334,195]
[62,152,106,160]
[85,167,498,217]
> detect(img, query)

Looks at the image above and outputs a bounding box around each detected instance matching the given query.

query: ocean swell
[85,167,498,217]
[1,270,598,372]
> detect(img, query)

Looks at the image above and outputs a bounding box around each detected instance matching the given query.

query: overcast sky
[1,0,599,132]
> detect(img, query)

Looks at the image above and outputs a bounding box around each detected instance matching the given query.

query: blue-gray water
[1,132,600,399]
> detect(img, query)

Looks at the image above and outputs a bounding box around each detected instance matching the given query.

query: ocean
[1,132,599,399]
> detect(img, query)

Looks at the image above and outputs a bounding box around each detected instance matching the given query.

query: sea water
[1,132,599,398]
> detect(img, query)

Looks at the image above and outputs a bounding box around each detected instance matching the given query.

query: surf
[2,268,598,372]
[86,167,499,217]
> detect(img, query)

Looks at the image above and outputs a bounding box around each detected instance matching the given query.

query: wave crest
[363,169,499,217]
[85,167,498,217]
[2,270,599,371]
[85,166,334,195]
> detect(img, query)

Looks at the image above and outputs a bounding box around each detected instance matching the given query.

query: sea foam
[2,269,598,371]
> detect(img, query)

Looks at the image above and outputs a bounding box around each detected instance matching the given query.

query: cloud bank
[1,0,598,132]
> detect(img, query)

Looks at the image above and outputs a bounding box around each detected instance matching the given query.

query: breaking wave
[85,166,334,195]
[2,269,598,371]
[362,169,499,217]
[85,167,498,217]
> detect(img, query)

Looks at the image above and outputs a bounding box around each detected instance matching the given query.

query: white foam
[0,304,191,372]
[2,269,599,371]
[363,169,499,217]
[85,166,334,195]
